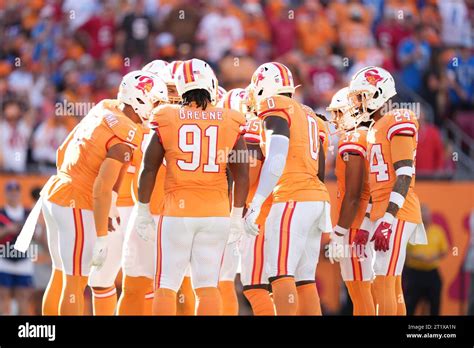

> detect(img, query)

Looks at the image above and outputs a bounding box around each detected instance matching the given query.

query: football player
[244,62,332,315]
[327,87,375,315]
[41,71,164,315]
[348,66,427,315]
[133,58,249,315]
[237,87,276,316]
[116,60,171,316]
[216,88,248,315]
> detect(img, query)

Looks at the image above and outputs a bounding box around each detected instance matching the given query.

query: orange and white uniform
[335,127,375,282]
[240,116,273,287]
[367,109,426,276]
[256,95,332,281]
[150,103,246,291]
[41,99,143,277]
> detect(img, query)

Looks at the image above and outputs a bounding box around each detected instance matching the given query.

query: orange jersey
[244,115,273,225]
[335,128,370,228]
[367,109,421,223]
[301,105,329,157]
[150,103,246,217]
[45,100,143,210]
[257,95,330,203]
[117,127,166,215]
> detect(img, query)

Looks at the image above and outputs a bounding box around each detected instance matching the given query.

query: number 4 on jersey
[369,144,389,182]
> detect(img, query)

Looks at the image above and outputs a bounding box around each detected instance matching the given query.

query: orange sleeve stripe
[258,108,292,127]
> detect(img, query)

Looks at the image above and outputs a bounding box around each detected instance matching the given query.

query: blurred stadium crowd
[0,0,472,177]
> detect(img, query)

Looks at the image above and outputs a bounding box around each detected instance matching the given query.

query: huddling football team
[18,58,427,316]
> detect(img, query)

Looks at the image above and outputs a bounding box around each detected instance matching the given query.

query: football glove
[132,202,156,242]
[243,204,260,237]
[328,228,346,264]
[371,213,394,252]
[228,207,245,244]
[91,235,109,270]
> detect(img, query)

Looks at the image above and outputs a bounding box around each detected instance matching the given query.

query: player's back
[367,108,421,223]
[150,103,245,217]
[45,100,142,210]
[257,95,328,203]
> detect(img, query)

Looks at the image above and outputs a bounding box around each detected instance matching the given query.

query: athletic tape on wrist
[389,191,405,208]
[395,166,413,177]
[334,225,349,235]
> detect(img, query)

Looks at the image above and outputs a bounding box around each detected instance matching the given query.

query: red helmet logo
[364,69,383,87]
[253,67,265,86]
[135,75,154,95]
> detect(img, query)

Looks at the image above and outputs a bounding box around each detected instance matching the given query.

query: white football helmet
[217,86,227,103]
[218,88,249,114]
[348,66,396,117]
[142,59,170,78]
[174,58,218,104]
[249,62,295,107]
[117,70,168,122]
[327,87,362,131]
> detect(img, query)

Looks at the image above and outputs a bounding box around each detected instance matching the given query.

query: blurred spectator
[0,100,32,173]
[32,116,70,173]
[375,8,415,68]
[305,47,340,108]
[161,0,202,47]
[120,0,154,64]
[438,0,471,48]
[446,45,474,111]
[63,0,99,31]
[296,0,336,57]
[197,0,243,66]
[77,2,116,60]
[0,181,34,315]
[398,25,431,93]
[338,6,376,59]
[404,205,448,315]
[218,45,257,90]
[267,2,297,58]
[240,1,271,59]
[416,112,448,176]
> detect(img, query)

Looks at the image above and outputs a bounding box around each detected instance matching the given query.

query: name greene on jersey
[179,109,225,121]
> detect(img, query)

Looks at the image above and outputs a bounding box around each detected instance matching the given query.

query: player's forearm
[337,194,360,229]
[317,140,325,183]
[137,167,157,204]
[232,168,249,208]
[138,133,163,204]
[92,158,122,236]
[386,159,413,217]
[252,134,289,206]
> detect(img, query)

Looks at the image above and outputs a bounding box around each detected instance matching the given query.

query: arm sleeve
[252,134,289,206]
